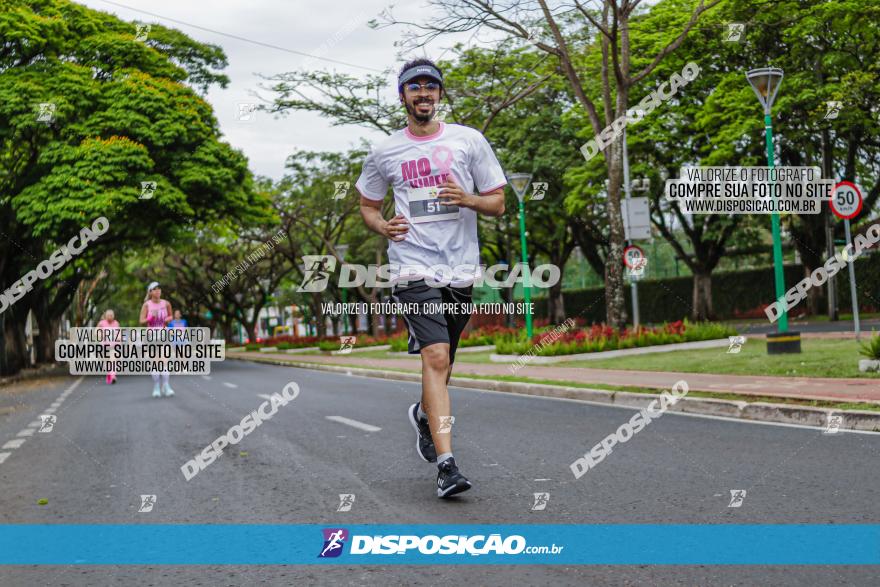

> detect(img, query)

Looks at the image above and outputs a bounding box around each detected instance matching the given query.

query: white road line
[257,394,273,401]
[201,375,212,381]
[62,377,84,395]
[0,377,84,466]
[222,382,238,389]
[325,416,381,432]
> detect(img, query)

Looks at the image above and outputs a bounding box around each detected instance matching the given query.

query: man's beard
[405,98,435,123]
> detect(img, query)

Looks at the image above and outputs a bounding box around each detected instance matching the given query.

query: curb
[229,355,880,433]
[331,344,391,355]
[0,363,69,388]
[285,347,320,354]
[389,344,495,357]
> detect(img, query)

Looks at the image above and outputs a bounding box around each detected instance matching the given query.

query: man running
[356,58,506,498]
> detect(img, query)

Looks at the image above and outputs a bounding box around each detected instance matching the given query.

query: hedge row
[531,255,879,323]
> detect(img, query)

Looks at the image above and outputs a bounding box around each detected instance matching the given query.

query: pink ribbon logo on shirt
[431,145,455,185]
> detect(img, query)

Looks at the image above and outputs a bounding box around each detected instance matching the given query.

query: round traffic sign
[830,181,863,220]
[623,245,645,269]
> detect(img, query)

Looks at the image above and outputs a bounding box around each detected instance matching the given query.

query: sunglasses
[404,82,441,92]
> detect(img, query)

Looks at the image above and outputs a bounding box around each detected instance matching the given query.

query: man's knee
[421,343,450,371]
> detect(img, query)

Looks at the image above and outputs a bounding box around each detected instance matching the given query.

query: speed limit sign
[623,245,645,269]
[830,181,863,220]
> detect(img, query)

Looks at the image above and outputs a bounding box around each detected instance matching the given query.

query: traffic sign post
[830,181,863,340]
[622,128,643,327]
[623,245,647,287]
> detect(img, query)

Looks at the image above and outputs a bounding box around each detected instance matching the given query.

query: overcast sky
[78,0,484,181]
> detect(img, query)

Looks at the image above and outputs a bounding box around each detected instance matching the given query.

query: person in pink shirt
[97,309,119,385]
[139,281,175,398]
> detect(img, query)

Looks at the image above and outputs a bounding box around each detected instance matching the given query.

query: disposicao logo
[318,528,348,558]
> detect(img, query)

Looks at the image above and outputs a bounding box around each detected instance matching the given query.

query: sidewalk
[230,351,880,405]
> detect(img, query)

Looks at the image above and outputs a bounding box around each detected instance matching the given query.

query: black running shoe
[408,402,437,463]
[436,457,472,498]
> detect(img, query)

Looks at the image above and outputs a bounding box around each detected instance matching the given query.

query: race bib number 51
[407,186,460,223]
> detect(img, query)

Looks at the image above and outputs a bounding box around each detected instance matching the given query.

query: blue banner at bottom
[0,525,877,565]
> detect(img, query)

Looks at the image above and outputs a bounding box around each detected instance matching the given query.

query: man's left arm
[440,130,507,217]
[438,181,505,217]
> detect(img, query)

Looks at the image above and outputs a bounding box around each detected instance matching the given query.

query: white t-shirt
[356,122,507,287]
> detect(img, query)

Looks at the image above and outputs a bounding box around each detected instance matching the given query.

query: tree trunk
[1,307,30,375]
[805,265,821,316]
[243,319,258,343]
[691,272,714,320]
[368,289,382,337]
[34,309,61,364]
[548,279,566,324]
[311,295,326,338]
[221,319,234,342]
[604,136,627,329]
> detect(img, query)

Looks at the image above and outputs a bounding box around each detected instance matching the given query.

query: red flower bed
[262,335,336,348]
[460,325,520,346]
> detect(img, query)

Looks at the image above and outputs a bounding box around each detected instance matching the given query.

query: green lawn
[728,313,880,326]
[560,338,878,378]
[276,338,880,379]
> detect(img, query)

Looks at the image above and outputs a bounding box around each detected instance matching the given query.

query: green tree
[384,0,722,327]
[0,0,268,374]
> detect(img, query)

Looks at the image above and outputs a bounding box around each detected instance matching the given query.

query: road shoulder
[229,355,880,433]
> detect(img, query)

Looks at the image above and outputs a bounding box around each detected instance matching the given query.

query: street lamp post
[747,67,802,354]
[337,244,349,335]
[746,67,788,334]
[507,173,534,339]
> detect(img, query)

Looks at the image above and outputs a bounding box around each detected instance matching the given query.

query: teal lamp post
[507,173,533,339]
[746,67,801,353]
[746,67,786,333]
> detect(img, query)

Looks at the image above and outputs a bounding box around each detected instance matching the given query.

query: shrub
[317,333,398,351]
[459,325,520,347]
[859,331,880,360]
[389,332,409,352]
[276,342,292,350]
[496,320,737,356]
[245,343,261,351]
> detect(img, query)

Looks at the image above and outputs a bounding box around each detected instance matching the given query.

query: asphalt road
[1,359,878,585]
[739,317,880,335]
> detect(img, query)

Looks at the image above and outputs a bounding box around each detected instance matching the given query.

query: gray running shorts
[391,279,474,363]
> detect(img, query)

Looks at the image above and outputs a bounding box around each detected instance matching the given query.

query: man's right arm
[360,196,409,241]
[356,150,408,241]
